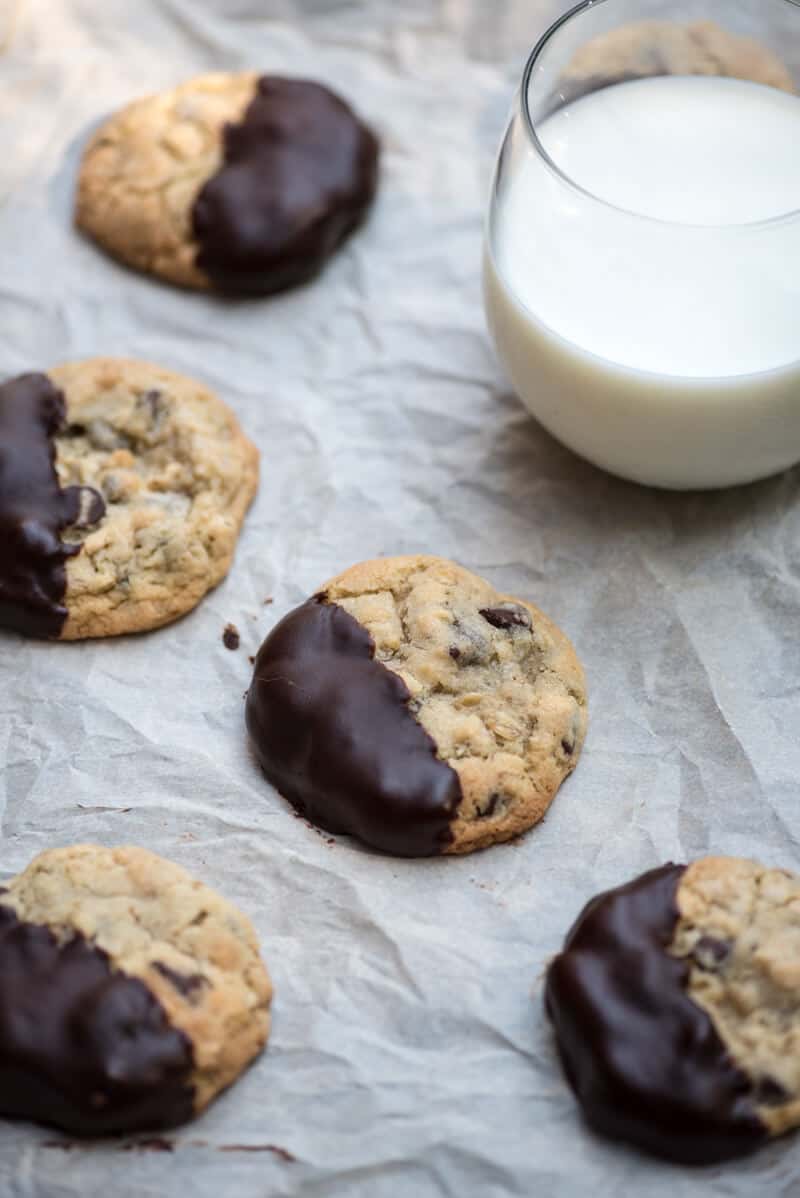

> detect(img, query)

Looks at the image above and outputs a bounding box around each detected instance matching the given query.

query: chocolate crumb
[223,623,240,651]
[264,597,274,605]
[248,655,256,665]
[449,646,461,660]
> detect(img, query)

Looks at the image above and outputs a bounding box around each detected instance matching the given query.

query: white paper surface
[1,1,800,1194]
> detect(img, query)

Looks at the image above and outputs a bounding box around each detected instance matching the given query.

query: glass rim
[520,0,800,230]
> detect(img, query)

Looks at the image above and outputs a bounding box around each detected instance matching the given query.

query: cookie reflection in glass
[555,19,795,109]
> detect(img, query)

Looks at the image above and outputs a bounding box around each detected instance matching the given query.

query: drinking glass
[483,0,800,489]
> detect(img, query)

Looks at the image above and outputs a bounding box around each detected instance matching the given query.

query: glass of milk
[484,0,800,489]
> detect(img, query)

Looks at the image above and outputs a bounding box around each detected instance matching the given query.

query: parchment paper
[1,1,800,1194]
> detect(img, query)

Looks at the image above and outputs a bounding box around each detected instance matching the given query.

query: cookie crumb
[223,623,240,650]
[248,655,256,665]
[263,597,274,605]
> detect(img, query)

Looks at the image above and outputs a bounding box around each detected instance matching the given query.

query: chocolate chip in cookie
[223,623,241,651]
[246,555,587,856]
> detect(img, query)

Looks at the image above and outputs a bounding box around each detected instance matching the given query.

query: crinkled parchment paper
[1,1,800,1194]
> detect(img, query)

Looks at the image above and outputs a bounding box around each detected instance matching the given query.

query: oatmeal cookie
[246,555,587,856]
[0,844,272,1135]
[76,74,379,294]
[546,856,800,1163]
[0,359,258,639]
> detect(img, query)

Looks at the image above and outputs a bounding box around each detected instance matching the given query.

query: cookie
[545,856,800,1164]
[0,845,271,1135]
[246,555,587,857]
[556,20,795,107]
[76,73,380,295]
[0,359,258,639]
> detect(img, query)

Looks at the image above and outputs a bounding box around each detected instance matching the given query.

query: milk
[484,75,800,488]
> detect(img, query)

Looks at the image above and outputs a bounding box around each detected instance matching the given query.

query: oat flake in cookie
[545,856,800,1164]
[76,73,380,294]
[0,358,258,639]
[246,555,587,857]
[0,845,271,1135]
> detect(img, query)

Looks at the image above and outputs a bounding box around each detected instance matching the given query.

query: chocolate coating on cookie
[545,864,767,1164]
[0,906,193,1135]
[0,373,104,638]
[192,77,379,295]
[246,595,462,856]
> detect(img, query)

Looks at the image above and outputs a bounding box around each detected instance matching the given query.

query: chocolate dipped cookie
[246,555,587,856]
[0,845,271,1135]
[546,856,800,1163]
[76,74,379,295]
[0,359,257,638]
